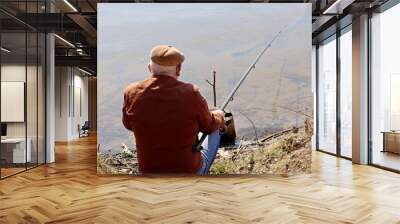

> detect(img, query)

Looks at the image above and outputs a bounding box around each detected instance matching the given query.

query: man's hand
[211,109,225,129]
[211,109,224,118]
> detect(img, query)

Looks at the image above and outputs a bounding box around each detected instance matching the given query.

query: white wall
[1,63,46,164]
[71,72,89,138]
[55,67,89,141]
[1,65,38,138]
[1,66,26,139]
[55,66,70,141]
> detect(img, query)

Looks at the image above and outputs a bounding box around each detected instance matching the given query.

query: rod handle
[192,133,207,152]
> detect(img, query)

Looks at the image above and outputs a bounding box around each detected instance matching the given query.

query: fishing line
[193,12,310,152]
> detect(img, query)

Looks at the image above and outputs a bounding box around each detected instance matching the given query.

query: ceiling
[0,0,391,75]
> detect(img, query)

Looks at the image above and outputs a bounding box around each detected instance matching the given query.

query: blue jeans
[197,130,221,175]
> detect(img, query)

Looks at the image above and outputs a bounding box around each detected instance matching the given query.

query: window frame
[315,23,353,161]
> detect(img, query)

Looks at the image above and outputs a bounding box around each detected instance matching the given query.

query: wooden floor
[1,135,400,224]
[1,167,26,178]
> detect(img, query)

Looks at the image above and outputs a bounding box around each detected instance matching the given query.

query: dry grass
[210,120,313,175]
[98,120,313,176]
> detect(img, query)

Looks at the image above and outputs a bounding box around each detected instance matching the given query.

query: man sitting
[122,45,224,175]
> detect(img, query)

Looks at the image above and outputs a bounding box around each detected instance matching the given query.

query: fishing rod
[192,29,285,152]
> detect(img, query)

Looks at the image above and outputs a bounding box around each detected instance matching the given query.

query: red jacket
[122,74,223,174]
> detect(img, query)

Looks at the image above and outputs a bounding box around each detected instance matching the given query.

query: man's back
[122,74,221,173]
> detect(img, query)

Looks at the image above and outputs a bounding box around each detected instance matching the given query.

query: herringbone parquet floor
[1,135,400,224]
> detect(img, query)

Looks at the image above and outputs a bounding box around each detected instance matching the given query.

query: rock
[121,143,135,158]
[219,150,232,158]
[104,157,121,165]
[120,168,131,174]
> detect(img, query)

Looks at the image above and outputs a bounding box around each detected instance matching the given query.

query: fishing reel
[192,111,237,152]
[220,112,237,147]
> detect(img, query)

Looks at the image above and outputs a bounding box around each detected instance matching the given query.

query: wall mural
[97,3,312,175]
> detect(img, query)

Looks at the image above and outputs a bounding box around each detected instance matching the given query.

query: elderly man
[122,45,224,175]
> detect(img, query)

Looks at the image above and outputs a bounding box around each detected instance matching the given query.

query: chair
[79,121,90,138]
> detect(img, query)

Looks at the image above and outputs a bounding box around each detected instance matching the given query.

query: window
[390,74,400,130]
[0,2,47,179]
[317,35,337,154]
[370,3,400,171]
[339,27,352,158]
[316,25,353,159]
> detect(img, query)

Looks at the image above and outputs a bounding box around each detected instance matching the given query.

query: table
[1,138,31,164]
[382,131,400,154]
